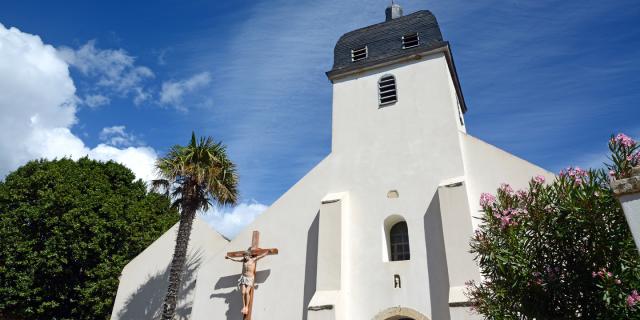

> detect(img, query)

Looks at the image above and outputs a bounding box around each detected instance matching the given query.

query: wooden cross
[225,231,278,320]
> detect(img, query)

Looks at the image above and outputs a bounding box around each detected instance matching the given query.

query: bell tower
[311,5,473,319]
[326,6,467,156]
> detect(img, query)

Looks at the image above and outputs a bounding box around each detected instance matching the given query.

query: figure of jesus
[225,248,270,315]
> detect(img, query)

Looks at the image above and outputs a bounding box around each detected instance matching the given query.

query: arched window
[390,221,410,261]
[378,75,397,106]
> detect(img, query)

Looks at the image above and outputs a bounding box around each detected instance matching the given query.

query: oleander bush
[466,134,640,319]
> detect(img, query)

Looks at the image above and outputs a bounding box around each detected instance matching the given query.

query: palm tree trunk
[161,205,196,320]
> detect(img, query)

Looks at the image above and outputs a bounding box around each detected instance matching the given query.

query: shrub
[0,158,179,320]
[466,134,640,319]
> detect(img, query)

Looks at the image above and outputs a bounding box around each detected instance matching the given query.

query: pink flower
[479,193,496,207]
[615,279,622,285]
[628,296,637,308]
[500,215,512,228]
[609,170,616,177]
[627,290,640,308]
[533,175,545,184]
[633,152,640,165]
[559,167,588,184]
[516,190,528,200]
[494,208,522,228]
[592,271,597,278]
[615,133,636,148]
[499,183,513,194]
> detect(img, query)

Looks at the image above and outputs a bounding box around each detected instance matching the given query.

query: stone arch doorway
[372,306,430,320]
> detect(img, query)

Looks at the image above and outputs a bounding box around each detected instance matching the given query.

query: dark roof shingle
[328,10,445,77]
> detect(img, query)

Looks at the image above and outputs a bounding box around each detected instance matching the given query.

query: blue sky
[1,0,639,237]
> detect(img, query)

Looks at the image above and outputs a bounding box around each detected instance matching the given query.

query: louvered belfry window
[402,32,420,49]
[351,46,368,62]
[378,75,397,106]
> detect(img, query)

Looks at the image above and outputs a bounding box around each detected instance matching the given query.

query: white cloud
[0,23,157,182]
[83,94,110,108]
[99,125,140,147]
[58,40,154,105]
[200,201,268,239]
[160,72,211,109]
[88,144,158,182]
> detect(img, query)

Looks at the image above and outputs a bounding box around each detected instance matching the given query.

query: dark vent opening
[378,75,397,106]
[351,46,368,62]
[402,33,420,49]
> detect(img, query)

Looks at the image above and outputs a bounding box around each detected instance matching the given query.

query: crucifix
[225,230,278,320]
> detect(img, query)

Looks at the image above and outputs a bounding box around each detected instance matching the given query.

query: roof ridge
[338,10,434,41]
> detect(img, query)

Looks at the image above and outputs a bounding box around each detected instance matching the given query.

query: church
[111,5,553,320]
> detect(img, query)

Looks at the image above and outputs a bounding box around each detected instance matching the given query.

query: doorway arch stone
[372,306,430,320]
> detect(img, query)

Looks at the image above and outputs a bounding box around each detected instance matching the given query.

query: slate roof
[327,10,445,78]
[326,9,468,113]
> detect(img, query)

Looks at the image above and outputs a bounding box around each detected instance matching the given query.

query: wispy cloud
[160,72,211,110]
[58,40,214,111]
[176,0,640,202]
[439,0,640,172]
[83,94,110,108]
[99,125,141,147]
[58,40,155,105]
[186,0,401,203]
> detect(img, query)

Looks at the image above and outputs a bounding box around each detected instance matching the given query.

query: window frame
[389,221,410,261]
[402,32,420,49]
[378,74,398,106]
[351,46,368,62]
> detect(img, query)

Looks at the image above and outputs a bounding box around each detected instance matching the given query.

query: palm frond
[155,132,239,213]
[151,179,170,197]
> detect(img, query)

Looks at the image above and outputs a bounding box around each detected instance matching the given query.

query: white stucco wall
[191,53,470,320]
[114,50,556,320]
[191,157,335,319]
[619,193,640,251]
[111,217,229,320]
[460,133,555,230]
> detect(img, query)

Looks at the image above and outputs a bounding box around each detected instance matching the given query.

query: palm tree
[153,132,238,320]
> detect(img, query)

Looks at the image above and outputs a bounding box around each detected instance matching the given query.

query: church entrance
[372,307,429,320]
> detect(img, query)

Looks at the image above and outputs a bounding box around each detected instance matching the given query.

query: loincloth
[237,275,255,290]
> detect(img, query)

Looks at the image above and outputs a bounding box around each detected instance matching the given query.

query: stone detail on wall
[372,306,430,320]
[611,167,640,196]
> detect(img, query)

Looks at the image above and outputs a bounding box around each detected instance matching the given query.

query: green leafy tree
[0,158,178,320]
[153,133,238,320]
[467,134,640,319]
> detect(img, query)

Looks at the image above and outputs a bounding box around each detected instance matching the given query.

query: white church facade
[111,6,553,320]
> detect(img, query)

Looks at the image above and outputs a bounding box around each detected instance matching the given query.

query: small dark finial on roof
[385,2,403,21]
